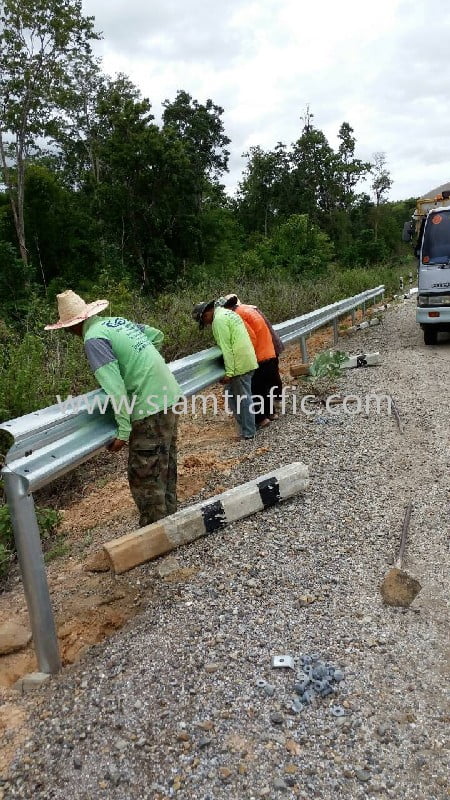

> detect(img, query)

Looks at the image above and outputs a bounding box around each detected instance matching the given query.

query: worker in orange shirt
[219,295,283,428]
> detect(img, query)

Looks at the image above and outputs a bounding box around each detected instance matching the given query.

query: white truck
[403,185,450,345]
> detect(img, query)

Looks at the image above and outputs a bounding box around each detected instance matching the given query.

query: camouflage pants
[128,408,178,527]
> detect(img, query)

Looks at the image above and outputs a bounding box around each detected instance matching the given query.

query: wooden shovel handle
[396,501,412,569]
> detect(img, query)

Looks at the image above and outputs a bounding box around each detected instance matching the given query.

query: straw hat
[224,293,241,306]
[216,293,241,308]
[44,290,109,330]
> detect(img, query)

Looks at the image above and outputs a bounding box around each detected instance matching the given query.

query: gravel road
[2,299,449,800]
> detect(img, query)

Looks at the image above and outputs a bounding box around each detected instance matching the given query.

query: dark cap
[192,300,215,329]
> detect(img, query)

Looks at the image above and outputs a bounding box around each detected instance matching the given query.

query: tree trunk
[264,203,269,237]
[0,134,28,265]
[17,157,27,264]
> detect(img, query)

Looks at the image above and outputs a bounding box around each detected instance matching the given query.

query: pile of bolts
[257,653,346,717]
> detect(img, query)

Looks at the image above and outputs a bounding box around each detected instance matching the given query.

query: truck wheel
[423,326,438,345]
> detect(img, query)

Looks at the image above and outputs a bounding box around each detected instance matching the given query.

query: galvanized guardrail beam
[0,284,384,674]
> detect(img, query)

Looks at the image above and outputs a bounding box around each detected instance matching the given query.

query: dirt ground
[0,311,367,772]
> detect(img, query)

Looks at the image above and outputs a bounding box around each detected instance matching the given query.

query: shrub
[309,350,348,380]
[0,502,62,578]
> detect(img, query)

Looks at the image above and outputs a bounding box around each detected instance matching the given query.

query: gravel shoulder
[1,299,449,800]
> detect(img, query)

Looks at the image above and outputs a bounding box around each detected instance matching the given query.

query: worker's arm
[137,324,164,351]
[212,314,235,377]
[84,338,132,442]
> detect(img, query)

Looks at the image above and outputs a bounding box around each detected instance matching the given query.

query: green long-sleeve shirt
[82,315,181,441]
[212,306,257,377]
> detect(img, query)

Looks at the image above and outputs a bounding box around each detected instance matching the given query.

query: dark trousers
[251,357,283,422]
[272,357,283,403]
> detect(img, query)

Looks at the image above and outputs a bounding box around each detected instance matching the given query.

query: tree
[336,123,371,210]
[23,161,99,286]
[87,79,186,286]
[237,143,289,236]
[0,0,100,264]
[162,90,230,206]
[48,63,107,190]
[272,213,334,274]
[51,76,236,285]
[53,72,158,281]
[196,184,243,279]
[371,152,393,240]
[290,108,340,227]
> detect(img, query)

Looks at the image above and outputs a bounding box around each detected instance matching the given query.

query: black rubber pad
[257,477,281,509]
[201,500,227,533]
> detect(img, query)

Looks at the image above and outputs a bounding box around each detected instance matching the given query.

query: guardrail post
[300,336,308,364]
[362,300,366,315]
[333,317,339,345]
[351,309,356,325]
[2,472,61,674]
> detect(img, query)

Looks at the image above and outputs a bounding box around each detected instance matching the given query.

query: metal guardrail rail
[0,284,384,673]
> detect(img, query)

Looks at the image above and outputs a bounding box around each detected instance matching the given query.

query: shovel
[380,501,422,607]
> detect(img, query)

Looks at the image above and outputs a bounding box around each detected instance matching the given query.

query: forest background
[0,0,415,424]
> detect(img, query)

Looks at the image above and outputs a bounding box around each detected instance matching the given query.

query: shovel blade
[380,567,422,608]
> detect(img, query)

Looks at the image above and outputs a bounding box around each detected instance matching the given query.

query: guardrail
[0,284,384,674]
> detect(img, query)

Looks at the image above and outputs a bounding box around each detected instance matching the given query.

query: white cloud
[83,0,450,201]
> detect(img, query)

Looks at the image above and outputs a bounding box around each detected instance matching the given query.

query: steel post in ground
[2,471,61,674]
[333,317,339,345]
[362,301,366,315]
[300,336,308,364]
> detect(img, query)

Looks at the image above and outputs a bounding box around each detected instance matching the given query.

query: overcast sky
[83,0,450,202]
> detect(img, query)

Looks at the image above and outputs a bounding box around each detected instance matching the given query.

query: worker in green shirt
[192,299,258,439]
[45,290,181,527]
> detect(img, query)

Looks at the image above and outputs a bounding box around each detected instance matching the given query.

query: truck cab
[403,190,450,345]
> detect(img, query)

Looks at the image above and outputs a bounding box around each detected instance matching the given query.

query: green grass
[44,537,70,563]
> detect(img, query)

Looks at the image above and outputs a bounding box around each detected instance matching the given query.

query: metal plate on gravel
[271,655,295,669]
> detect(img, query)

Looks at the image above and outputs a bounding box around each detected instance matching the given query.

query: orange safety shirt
[233,304,276,363]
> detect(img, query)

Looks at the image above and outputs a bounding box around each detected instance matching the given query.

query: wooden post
[104,463,309,574]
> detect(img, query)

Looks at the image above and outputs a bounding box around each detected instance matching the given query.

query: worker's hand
[107,438,127,453]
[220,376,231,385]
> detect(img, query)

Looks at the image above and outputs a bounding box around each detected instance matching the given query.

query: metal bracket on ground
[341,352,381,369]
